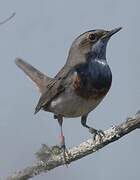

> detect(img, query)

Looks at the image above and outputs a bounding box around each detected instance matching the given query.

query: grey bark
[6,111,140,180]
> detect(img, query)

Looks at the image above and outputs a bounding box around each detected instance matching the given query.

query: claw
[61,144,69,166]
[96,130,105,142]
[89,127,105,143]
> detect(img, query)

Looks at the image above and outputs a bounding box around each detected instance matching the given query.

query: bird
[15,27,122,157]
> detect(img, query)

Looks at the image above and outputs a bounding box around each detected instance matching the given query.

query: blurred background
[0,0,140,179]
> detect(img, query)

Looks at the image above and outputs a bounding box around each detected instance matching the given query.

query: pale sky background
[0,0,140,179]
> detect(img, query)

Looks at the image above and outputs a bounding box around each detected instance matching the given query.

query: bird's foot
[60,144,70,166]
[59,134,70,165]
[89,127,105,143]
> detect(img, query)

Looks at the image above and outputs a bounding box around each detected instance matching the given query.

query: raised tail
[15,58,53,93]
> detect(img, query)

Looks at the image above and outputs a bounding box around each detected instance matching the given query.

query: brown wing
[34,64,72,114]
[34,79,65,114]
[15,58,53,93]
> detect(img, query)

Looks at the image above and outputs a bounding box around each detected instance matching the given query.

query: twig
[6,111,140,180]
[0,12,16,26]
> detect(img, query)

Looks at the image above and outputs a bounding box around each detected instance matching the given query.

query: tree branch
[6,111,140,180]
[0,12,16,26]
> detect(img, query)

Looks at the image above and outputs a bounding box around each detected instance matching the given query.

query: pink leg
[57,116,68,164]
[57,116,66,149]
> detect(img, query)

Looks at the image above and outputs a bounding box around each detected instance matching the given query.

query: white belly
[49,87,104,117]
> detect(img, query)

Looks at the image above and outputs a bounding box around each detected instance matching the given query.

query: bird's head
[67,27,122,66]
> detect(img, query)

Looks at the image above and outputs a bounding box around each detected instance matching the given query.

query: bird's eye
[89,33,96,41]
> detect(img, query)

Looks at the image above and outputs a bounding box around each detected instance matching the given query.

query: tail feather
[15,58,53,93]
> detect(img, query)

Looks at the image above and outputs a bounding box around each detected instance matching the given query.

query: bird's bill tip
[110,27,122,35]
[102,27,122,41]
[107,27,122,38]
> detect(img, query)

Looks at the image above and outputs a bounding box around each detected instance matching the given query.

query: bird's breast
[74,60,112,100]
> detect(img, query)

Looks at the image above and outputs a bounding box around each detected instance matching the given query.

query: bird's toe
[91,129,105,143]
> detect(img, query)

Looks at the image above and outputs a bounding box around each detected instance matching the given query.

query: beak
[102,27,122,40]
